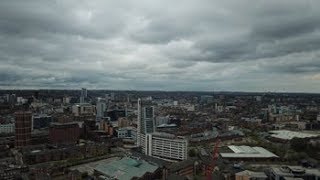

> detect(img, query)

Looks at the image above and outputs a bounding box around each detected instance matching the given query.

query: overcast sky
[1,0,320,92]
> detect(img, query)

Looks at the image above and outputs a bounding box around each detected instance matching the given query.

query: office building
[145,132,188,161]
[118,117,130,128]
[81,88,87,98]
[136,99,187,161]
[72,103,96,117]
[116,127,137,140]
[0,123,15,134]
[80,88,87,103]
[110,92,115,101]
[96,101,106,119]
[63,96,71,104]
[137,98,155,146]
[49,122,80,145]
[15,111,32,148]
[200,95,214,104]
[32,114,52,130]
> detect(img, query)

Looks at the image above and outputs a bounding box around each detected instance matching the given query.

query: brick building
[49,122,80,145]
[15,111,32,148]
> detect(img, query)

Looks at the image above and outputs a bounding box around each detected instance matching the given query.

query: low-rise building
[32,114,52,130]
[117,127,137,140]
[269,130,319,142]
[235,170,267,180]
[269,166,320,180]
[220,145,278,161]
[94,157,161,180]
[0,123,14,134]
[72,103,96,117]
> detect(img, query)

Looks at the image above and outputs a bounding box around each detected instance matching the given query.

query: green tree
[291,138,308,152]
[189,148,197,157]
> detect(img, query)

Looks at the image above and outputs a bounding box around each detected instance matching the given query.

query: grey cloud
[1,0,320,92]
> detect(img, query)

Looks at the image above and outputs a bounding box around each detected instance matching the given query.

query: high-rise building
[136,99,187,161]
[81,88,87,98]
[80,88,87,103]
[110,92,115,101]
[15,111,32,148]
[145,133,188,161]
[137,98,155,146]
[96,101,107,119]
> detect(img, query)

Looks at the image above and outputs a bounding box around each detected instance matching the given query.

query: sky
[0,0,320,92]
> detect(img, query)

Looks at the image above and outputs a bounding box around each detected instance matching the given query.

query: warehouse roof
[94,157,159,180]
[220,145,278,158]
[269,130,319,140]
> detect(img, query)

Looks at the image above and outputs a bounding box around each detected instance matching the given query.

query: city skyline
[1,0,320,92]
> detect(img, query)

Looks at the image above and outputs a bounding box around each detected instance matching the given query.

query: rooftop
[220,145,278,159]
[236,170,267,178]
[94,157,159,180]
[269,130,319,140]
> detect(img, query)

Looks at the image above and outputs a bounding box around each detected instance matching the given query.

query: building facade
[137,98,155,146]
[15,111,32,148]
[72,103,96,117]
[145,133,188,161]
[96,101,106,118]
[49,122,80,145]
[0,123,14,134]
[32,114,52,130]
[137,99,188,161]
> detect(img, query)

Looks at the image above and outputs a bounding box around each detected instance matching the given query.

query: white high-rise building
[145,133,188,161]
[137,98,188,161]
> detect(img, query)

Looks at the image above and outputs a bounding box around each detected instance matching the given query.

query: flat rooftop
[220,145,278,159]
[94,157,159,180]
[269,130,319,140]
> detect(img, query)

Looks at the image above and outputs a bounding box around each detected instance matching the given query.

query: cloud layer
[1,0,320,92]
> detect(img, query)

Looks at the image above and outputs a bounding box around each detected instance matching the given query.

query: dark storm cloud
[0,0,320,92]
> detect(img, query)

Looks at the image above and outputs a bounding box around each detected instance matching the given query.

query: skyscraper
[136,99,188,161]
[137,98,155,147]
[15,111,32,148]
[81,88,87,98]
[96,101,107,119]
[80,88,87,103]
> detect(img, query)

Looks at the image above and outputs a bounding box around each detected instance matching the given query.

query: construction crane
[206,139,221,180]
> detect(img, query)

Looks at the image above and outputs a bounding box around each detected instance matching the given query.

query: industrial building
[269,166,320,180]
[269,130,319,142]
[220,145,278,161]
[94,157,161,180]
